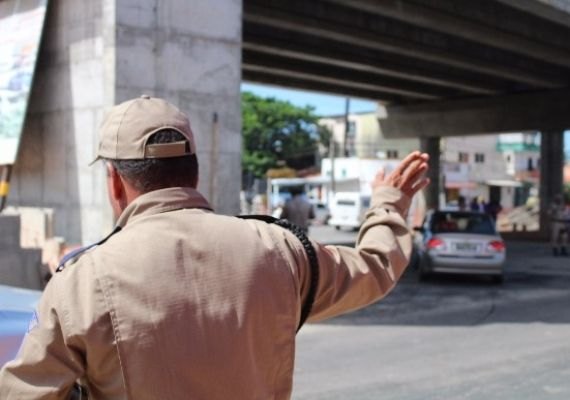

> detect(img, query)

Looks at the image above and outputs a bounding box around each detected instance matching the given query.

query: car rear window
[431,212,496,234]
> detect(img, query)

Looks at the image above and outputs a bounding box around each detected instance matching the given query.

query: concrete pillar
[539,130,565,235]
[10,0,243,244]
[420,137,441,210]
[0,215,43,290]
[114,0,243,215]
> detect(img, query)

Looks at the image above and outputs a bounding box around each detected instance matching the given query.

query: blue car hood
[0,285,42,366]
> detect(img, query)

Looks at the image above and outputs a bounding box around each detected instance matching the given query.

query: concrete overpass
[5,0,569,244]
[243,0,570,230]
[244,0,570,124]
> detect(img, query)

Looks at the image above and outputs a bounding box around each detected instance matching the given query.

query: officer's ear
[105,162,126,205]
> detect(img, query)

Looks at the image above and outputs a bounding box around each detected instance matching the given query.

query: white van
[328,192,371,230]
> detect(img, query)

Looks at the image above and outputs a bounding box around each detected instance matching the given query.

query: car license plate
[455,242,478,252]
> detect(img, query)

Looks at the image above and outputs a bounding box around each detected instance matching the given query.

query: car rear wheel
[492,275,504,284]
[408,249,420,270]
[418,263,430,282]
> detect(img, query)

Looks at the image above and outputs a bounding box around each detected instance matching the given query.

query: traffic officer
[0,95,429,399]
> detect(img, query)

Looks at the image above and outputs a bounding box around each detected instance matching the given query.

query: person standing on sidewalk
[0,95,429,400]
[548,194,568,256]
[280,186,315,234]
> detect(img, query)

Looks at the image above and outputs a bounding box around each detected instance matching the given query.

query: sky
[242,82,570,157]
[241,82,377,117]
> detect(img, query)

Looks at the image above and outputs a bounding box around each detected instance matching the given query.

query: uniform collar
[116,187,213,228]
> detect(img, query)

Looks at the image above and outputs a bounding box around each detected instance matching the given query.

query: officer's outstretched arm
[302,151,429,321]
[0,278,84,399]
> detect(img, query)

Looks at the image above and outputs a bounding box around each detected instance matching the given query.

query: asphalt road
[292,227,570,400]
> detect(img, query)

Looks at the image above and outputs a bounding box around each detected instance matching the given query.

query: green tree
[242,91,331,179]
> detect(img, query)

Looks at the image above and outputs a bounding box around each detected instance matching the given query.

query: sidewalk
[504,240,570,276]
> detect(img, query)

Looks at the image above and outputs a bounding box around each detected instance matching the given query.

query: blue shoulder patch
[27,310,39,333]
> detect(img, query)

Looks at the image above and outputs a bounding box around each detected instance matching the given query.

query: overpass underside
[244,0,570,136]
[243,0,570,234]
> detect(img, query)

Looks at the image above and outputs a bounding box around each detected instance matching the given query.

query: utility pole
[329,140,336,206]
[343,98,350,157]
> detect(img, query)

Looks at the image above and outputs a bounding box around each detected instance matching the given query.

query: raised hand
[372,151,430,198]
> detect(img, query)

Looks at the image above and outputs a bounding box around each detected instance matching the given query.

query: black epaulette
[237,215,319,333]
[55,227,122,273]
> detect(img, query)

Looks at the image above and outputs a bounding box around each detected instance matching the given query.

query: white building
[443,133,539,210]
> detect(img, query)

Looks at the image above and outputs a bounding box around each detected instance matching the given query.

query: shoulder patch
[56,226,122,272]
[27,310,39,333]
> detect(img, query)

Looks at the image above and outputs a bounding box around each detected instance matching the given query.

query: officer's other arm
[0,278,84,399]
[305,151,429,321]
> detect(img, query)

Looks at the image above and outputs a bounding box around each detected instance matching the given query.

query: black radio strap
[237,215,319,333]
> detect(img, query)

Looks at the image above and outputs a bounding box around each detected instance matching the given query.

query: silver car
[413,210,506,283]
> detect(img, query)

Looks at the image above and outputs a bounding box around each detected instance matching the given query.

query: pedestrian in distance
[279,186,315,234]
[485,199,502,222]
[548,194,568,256]
[469,197,480,212]
[457,195,467,211]
[0,95,430,400]
[478,197,487,213]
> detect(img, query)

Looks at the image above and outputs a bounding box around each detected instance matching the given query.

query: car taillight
[487,240,505,252]
[426,238,445,250]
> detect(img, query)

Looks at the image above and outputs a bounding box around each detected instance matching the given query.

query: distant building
[443,133,539,210]
[318,111,541,211]
[319,111,418,159]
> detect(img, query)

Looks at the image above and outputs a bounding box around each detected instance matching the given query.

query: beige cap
[91,95,195,164]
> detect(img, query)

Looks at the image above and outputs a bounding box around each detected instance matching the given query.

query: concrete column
[10,0,243,244]
[420,137,441,210]
[0,215,43,290]
[539,130,565,235]
[114,0,243,215]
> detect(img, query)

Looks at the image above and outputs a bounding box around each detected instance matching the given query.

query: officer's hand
[372,151,430,198]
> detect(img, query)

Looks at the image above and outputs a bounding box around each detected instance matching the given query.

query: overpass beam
[539,130,565,237]
[324,0,570,67]
[421,137,441,211]
[379,89,570,138]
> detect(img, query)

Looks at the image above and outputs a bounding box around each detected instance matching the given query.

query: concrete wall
[114,0,243,214]
[9,0,243,244]
[0,215,43,290]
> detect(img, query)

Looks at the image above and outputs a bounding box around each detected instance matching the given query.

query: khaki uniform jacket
[0,186,412,400]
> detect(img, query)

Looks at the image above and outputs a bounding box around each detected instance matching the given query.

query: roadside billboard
[0,0,48,165]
